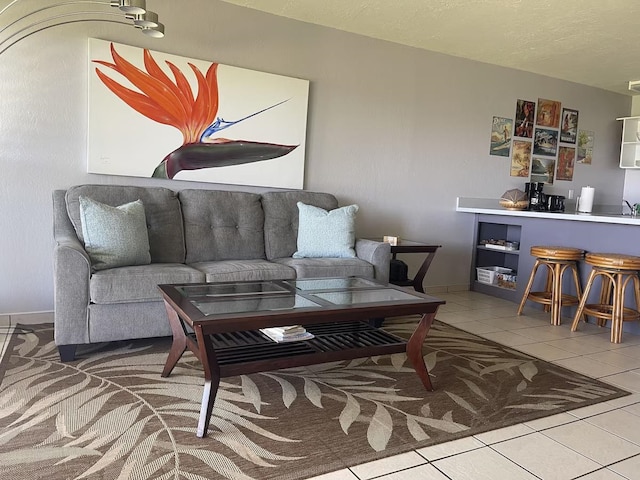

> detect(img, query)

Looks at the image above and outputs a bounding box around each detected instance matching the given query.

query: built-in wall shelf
[617,116,640,168]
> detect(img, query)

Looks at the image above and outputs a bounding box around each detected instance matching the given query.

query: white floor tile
[586,351,640,371]
[515,325,577,342]
[477,315,545,330]
[614,345,640,360]
[375,464,450,480]
[449,321,502,335]
[601,372,640,393]
[544,338,613,356]
[542,421,640,465]
[512,342,577,362]
[578,468,628,479]
[608,453,640,478]
[552,356,629,378]
[584,409,640,445]
[491,432,601,479]
[417,436,485,461]
[349,451,426,480]
[433,447,539,480]
[308,469,360,480]
[473,423,535,445]
[523,412,577,431]
[0,315,9,327]
[477,330,537,347]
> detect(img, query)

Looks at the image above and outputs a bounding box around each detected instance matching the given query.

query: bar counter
[456,197,640,336]
[456,197,640,225]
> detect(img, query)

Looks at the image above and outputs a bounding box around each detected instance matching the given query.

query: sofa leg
[58,344,77,362]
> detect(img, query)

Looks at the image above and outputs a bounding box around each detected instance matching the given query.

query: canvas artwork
[556,146,576,181]
[87,38,310,189]
[510,140,532,177]
[533,127,558,156]
[577,130,594,164]
[489,116,513,157]
[560,108,579,143]
[514,99,535,138]
[531,156,555,184]
[536,98,561,128]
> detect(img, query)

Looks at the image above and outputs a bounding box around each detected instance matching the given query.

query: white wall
[0,0,631,313]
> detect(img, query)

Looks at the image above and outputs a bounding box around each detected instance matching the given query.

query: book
[260,326,314,343]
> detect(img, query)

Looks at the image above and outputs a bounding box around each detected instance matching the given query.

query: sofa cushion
[293,202,358,258]
[272,257,374,279]
[190,259,296,282]
[66,185,185,263]
[90,263,205,304]
[262,191,339,260]
[79,196,151,271]
[180,190,266,263]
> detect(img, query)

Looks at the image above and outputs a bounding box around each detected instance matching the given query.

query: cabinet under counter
[458,202,640,335]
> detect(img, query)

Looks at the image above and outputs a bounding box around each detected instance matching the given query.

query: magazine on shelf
[260,325,314,343]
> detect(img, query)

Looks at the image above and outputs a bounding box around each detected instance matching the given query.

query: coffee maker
[525,182,546,211]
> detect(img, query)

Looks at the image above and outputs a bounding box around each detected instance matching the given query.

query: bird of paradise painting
[87,39,309,188]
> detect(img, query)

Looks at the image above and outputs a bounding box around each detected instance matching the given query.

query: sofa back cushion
[65,184,185,264]
[180,189,265,263]
[262,191,339,260]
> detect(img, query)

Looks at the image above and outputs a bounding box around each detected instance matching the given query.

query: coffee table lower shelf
[210,321,407,376]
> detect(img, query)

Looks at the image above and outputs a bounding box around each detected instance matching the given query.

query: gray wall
[0,0,631,313]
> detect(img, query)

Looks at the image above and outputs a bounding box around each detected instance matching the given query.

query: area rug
[0,318,629,480]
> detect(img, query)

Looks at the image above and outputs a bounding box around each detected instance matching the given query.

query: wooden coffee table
[158,277,445,437]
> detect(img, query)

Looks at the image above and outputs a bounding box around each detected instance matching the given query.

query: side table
[377,240,441,293]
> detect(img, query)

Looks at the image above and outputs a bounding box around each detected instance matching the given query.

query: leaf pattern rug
[0,318,629,480]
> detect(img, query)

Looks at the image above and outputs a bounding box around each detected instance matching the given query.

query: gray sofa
[53,184,391,361]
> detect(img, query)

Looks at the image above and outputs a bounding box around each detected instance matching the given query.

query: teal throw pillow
[79,196,151,271]
[293,202,359,258]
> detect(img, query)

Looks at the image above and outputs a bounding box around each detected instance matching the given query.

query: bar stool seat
[517,246,584,325]
[571,252,640,343]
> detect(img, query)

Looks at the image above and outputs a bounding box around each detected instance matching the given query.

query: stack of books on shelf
[260,325,314,343]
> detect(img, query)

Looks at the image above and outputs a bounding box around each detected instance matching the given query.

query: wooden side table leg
[194,326,221,438]
[412,252,437,293]
[407,311,436,391]
[161,301,188,378]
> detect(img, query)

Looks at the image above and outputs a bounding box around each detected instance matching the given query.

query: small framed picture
[560,108,579,144]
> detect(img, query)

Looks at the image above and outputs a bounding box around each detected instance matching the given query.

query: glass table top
[170,277,433,317]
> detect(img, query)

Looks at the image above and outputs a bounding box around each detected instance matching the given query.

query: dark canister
[526,182,546,211]
[546,195,565,212]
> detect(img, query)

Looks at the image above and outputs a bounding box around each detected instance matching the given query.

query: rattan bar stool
[517,246,585,326]
[571,253,640,343]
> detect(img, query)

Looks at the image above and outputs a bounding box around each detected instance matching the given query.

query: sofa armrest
[53,190,91,347]
[355,238,391,283]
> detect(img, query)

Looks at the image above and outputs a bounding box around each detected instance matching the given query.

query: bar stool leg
[517,259,543,315]
[571,268,597,332]
[570,262,586,323]
[611,273,624,344]
[551,262,562,326]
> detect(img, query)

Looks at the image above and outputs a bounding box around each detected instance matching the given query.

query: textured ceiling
[221,0,640,96]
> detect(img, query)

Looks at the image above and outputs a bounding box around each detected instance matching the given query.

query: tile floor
[308,291,640,480]
[6,293,640,479]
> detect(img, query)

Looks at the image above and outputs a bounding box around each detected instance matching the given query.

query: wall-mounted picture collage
[490,97,593,183]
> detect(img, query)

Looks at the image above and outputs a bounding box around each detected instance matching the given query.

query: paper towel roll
[578,186,595,213]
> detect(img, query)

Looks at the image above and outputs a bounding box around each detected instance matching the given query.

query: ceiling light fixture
[111,0,146,15]
[0,0,164,55]
[128,10,159,28]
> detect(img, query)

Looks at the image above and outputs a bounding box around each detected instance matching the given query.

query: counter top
[456,197,640,225]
